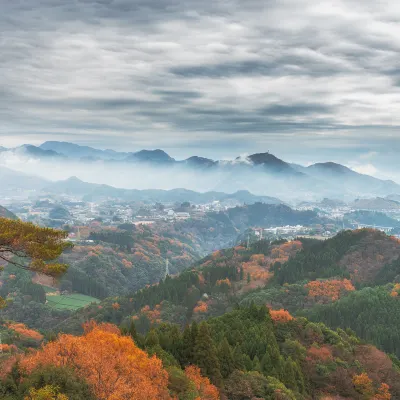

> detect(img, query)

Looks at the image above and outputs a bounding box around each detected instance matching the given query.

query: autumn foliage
[306,279,355,302]
[269,309,294,323]
[7,323,43,341]
[20,322,171,400]
[185,365,220,400]
[193,301,209,314]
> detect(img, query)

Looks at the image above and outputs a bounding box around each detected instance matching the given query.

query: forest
[2,219,400,399]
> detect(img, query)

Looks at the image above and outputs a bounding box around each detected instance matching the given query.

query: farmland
[46,293,100,310]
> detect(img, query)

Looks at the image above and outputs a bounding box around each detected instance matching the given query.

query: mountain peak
[308,162,353,174]
[127,149,175,163]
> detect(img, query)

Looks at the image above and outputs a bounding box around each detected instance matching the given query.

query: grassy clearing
[41,285,58,293]
[46,293,100,310]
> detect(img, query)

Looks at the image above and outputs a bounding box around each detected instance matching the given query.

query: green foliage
[0,365,95,400]
[193,322,222,385]
[0,218,71,277]
[304,286,400,357]
[273,230,370,284]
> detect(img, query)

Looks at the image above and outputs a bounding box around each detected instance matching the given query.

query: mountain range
[0,141,399,201]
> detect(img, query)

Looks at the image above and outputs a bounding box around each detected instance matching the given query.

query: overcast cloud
[1,0,400,177]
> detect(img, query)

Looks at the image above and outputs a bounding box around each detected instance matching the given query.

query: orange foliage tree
[306,279,355,302]
[193,301,209,314]
[7,323,43,341]
[185,365,219,400]
[269,309,294,324]
[353,373,374,398]
[20,322,171,400]
[390,283,400,298]
[373,383,391,400]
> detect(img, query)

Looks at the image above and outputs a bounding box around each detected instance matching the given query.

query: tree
[218,338,235,378]
[0,218,71,276]
[184,366,219,400]
[353,373,374,398]
[193,322,222,386]
[374,383,391,400]
[20,322,171,400]
[24,385,69,400]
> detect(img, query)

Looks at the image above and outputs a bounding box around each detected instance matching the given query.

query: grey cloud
[1,0,400,175]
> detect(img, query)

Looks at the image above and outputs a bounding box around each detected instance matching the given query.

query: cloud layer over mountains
[0,142,399,203]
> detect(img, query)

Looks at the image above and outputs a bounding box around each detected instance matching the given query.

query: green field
[42,285,58,293]
[46,293,100,310]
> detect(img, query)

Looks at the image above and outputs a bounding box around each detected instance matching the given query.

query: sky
[1,0,400,180]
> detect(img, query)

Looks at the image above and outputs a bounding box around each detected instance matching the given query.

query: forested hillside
[2,306,400,400]
[3,218,400,399]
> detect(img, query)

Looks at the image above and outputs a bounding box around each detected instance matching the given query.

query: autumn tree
[24,385,69,400]
[353,373,374,398]
[374,383,391,400]
[184,366,219,400]
[20,322,171,400]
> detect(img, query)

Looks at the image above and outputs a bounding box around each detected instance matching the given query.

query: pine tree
[282,357,298,392]
[129,321,138,343]
[218,338,235,378]
[193,322,222,386]
[145,329,160,348]
[180,325,194,366]
[292,360,306,394]
[261,350,273,376]
[252,355,262,373]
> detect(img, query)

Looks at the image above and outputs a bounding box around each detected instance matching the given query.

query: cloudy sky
[1,0,400,179]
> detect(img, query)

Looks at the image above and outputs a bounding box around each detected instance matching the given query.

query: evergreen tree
[292,360,306,394]
[193,322,222,386]
[252,355,262,373]
[145,329,160,348]
[282,357,298,392]
[180,325,194,366]
[128,321,138,343]
[218,338,235,378]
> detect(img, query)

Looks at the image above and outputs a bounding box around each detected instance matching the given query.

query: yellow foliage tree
[24,385,69,400]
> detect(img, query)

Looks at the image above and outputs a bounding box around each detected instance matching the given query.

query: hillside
[273,229,400,284]
[2,306,400,400]
[352,197,400,210]
[3,226,400,398]
[43,176,283,205]
[0,205,17,220]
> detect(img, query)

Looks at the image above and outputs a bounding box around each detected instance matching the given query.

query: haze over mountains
[0,141,399,203]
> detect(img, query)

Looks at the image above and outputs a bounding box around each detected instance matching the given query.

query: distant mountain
[124,149,175,164]
[246,152,301,175]
[2,141,400,201]
[351,197,400,210]
[182,156,216,168]
[43,176,283,205]
[0,166,49,193]
[306,162,400,197]
[0,205,17,219]
[16,145,64,159]
[40,141,128,160]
